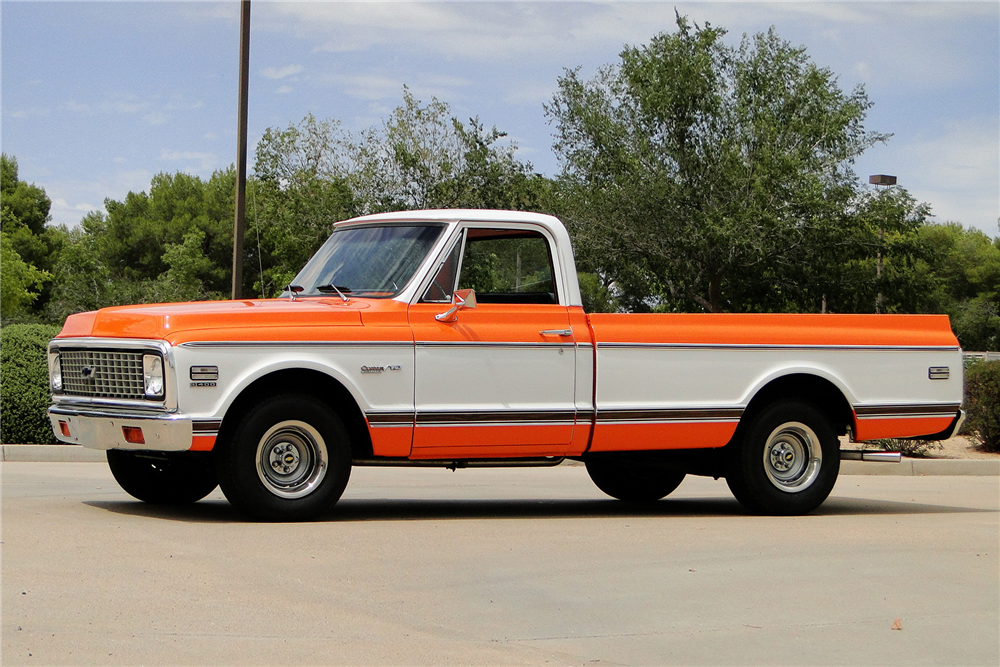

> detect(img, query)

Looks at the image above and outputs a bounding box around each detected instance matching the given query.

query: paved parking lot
[2,462,998,666]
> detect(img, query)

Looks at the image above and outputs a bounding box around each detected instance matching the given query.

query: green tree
[46,170,235,320]
[908,222,1000,351]
[546,15,886,313]
[1,231,49,317]
[0,154,65,317]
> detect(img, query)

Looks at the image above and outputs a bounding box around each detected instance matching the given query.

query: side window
[421,237,463,303]
[457,228,557,304]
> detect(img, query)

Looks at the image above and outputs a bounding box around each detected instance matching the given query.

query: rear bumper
[48,405,193,452]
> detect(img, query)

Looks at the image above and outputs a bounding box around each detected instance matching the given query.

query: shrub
[965,360,1000,452]
[1,323,61,444]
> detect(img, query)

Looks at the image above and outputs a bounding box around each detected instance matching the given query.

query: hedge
[1,324,61,444]
[965,360,1000,452]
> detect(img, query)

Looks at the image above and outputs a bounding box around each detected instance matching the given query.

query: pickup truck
[47,209,965,520]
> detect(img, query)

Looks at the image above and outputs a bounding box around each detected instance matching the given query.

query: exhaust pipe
[840,451,902,463]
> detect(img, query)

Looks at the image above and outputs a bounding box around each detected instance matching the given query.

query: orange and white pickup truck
[48,210,965,520]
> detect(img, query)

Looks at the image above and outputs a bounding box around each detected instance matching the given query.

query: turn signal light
[58,421,71,438]
[122,426,145,445]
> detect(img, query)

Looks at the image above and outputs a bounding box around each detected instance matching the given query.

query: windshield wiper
[316,284,351,303]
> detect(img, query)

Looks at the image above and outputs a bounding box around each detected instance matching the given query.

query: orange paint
[189,435,216,451]
[852,416,956,442]
[589,313,959,348]
[368,425,414,458]
[412,423,576,453]
[589,421,739,452]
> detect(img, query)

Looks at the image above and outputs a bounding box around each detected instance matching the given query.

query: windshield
[289,223,445,298]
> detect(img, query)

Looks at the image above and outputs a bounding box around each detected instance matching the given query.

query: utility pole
[231,0,251,300]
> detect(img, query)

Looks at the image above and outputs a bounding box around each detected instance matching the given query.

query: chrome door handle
[539,329,573,337]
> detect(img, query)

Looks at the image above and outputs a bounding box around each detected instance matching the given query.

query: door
[409,226,578,458]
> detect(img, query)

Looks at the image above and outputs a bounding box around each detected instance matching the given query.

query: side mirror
[435,289,477,322]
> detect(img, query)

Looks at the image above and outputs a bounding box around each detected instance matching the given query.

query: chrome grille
[60,349,147,399]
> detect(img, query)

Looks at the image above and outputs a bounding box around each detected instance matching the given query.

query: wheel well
[742,374,853,437]
[217,369,374,459]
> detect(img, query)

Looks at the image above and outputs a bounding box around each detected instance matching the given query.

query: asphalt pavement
[2,462,997,666]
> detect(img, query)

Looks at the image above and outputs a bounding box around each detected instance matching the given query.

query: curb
[2,444,106,463]
[2,445,999,475]
[840,458,999,476]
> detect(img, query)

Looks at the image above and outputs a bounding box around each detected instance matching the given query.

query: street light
[869,174,897,313]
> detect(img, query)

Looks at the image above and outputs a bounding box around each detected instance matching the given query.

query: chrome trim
[416,341,575,349]
[414,409,577,427]
[928,366,950,380]
[179,340,414,349]
[49,337,178,411]
[854,403,961,418]
[596,407,744,423]
[367,412,415,427]
[595,342,961,352]
[48,405,193,452]
[49,405,188,421]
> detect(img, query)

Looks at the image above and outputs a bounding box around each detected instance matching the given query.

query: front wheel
[585,455,686,502]
[107,450,218,504]
[726,401,840,515]
[215,394,352,521]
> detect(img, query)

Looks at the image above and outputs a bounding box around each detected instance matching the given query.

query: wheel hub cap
[256,421,329,499]
[762,422,822,493]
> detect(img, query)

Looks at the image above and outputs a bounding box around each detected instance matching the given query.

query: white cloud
[261,64,304,80]
[159,150,218,172]
[144,111,170,126]
[8,107,50,119]
[885,118,999,234]
[276,85,295,95]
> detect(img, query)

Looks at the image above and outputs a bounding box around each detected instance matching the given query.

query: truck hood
[57,298,371,344]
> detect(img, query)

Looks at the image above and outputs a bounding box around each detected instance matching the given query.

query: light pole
[869,174,896,314]
[232,0,251,300]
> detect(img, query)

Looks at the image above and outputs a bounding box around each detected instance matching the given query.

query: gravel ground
[925,435,1000,460]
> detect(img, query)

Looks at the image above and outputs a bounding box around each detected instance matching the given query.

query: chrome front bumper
[48,405,193,452]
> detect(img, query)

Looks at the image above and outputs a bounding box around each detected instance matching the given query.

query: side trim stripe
[180,341,413,349]
[416,341,575,349]
[367,412,416,427]
[596,342,960,352]
[417,410,577,426]
[193,420,222,436]
[855,403,960,419]
[596,408,744,423]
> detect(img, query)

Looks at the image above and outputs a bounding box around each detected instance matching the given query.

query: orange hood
[56,298,379,345]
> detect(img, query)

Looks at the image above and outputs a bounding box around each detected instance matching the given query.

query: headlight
[142,354,165,398]
[48,352,62,392]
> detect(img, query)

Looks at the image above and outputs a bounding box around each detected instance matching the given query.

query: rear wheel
[726,401,840,515]
[215,394,352,521]
[107,450,217,504]
[585,455,686,502]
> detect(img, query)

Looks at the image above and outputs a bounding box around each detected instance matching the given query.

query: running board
[840,451,902,463]
[353,457,565,469]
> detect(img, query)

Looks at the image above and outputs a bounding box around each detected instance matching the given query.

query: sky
[2,1,998,236]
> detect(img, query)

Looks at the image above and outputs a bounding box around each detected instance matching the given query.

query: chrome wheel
[255,420,328,499]
[762,421,822,493]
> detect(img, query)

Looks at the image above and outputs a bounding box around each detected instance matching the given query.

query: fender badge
[361,365,402,374]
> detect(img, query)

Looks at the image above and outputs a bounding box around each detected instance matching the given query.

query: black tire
[107,450,218,504]
[726,401,840,515]
[215,394,352,521]
[585,455,686,502]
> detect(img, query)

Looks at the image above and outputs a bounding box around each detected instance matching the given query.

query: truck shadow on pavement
[83,494,996,524]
